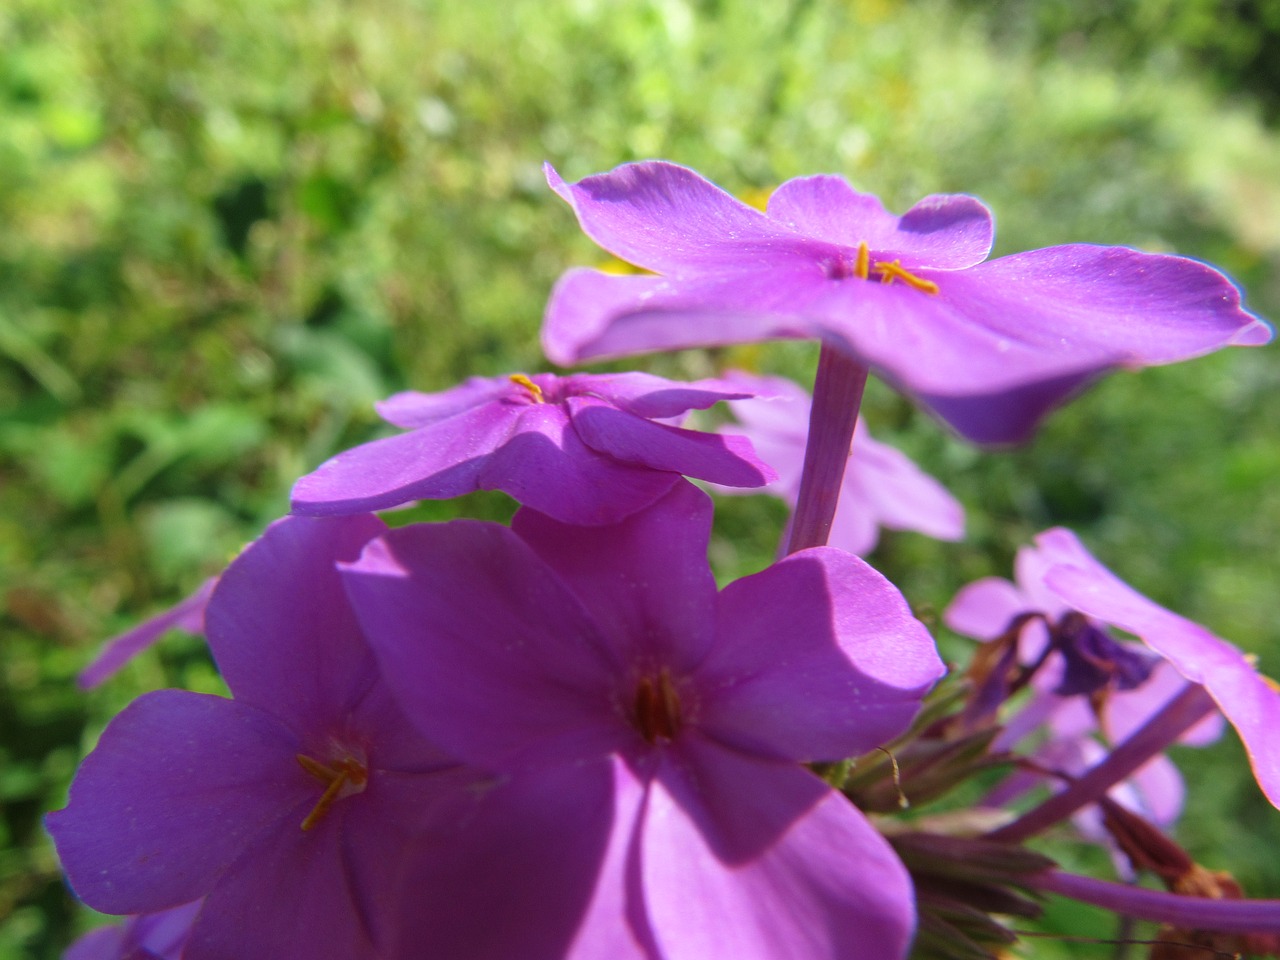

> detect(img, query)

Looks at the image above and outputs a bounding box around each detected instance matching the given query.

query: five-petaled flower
[341,482,946,960]
[48,515,472,960]
[291,370,776,524]
[541,161,1271,443]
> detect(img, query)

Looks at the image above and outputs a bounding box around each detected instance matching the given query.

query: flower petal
[387,759,640,960]
[289,402,518,516]
[205,514,387,734]
[511,482,719,672]
[568,397,775,488]
[642,741,916,960]
[943,576,1029,641]
[375,376,516,428]
[766,176,994,268]
[47,690,307,914]
[848,428,965,542]
[1037,527,1280,808]
[546,161,815,275]
[703,547,943,761]
[342,520,625,770]
[475,403,681,523]
[78,577,216,690]
[569,370,762,420]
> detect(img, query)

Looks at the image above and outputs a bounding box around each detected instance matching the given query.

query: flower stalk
[786,344,869,554]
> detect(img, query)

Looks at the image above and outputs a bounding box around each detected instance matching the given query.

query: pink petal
[341,521,626,770]
[546,161,816,275]
[78,577,217,690]
[1038,527,1280,808]
[568,397,775,488]
[375,375,515,428]
[703,547,943,761]
[642,741,916,960]
[568,370,762,420]
[945,577,1032,642]
[511,482,719,673]
[766,176,994,268]
[205,514,387,734]
[47,691,308,915]
[848,429,965,542]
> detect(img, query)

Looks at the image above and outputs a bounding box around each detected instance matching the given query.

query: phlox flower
[291,370,775,525]
[711,371,964,554]
[946,527,1280,812]
[341,481,946,960]
[542,161,1271,443]
[48,515,470,960]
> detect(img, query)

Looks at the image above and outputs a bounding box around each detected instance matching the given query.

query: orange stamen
[873,259,939,295]
[854,241,870,280]
[508,373,545,402]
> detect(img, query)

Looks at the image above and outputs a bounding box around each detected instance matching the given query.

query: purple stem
[785,344,869,555]
[987,682,1216,844]
[1030,869,1280,934]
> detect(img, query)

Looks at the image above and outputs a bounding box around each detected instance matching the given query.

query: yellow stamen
[854,241,870,280]
[296,753,368,832]
[508,373,545,403]
[873,259,939,295]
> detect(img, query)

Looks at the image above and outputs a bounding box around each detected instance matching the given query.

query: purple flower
[291,370,776,525]
[47,515,469,960]
[946,527,1279,810]
[78,578,216,690]
[712,371,964,554]
[64,901,201,960]
[341,481,945,960]
[542,161,1271,443]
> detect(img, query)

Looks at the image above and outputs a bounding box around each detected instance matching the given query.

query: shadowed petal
[569,397,775,488]
[205,514,387,734]
[512,482,719,671]
[703,548,943,761]
[47,691,308,914]
[391,759,634,960]
[547,161,815,275]
[766,176,994,268]
[643,741,915,960]
[1038,527,1280,808]
[184,819,376,960]
[342,521,625,770]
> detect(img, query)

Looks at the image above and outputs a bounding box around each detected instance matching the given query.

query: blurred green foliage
[1,0,1277,956]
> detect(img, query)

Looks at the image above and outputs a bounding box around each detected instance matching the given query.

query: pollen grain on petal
[854,241,870,280]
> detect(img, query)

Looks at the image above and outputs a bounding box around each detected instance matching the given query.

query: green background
[2,0,1278,956]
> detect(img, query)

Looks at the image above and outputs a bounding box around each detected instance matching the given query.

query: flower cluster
[52,160,1280,960]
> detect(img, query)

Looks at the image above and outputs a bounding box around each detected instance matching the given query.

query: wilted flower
[542,161,1270,443]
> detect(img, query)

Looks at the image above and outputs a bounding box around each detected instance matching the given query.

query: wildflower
[542,161,1270,443]
[47,515,469,960]
[712,371,964,554]
[341,481,945,959]
[291,370,775,525]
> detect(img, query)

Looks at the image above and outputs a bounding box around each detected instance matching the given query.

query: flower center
[825,241,939,294]
[508,373,546,403]
[632,669,683,743]
[296,752,369,831]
